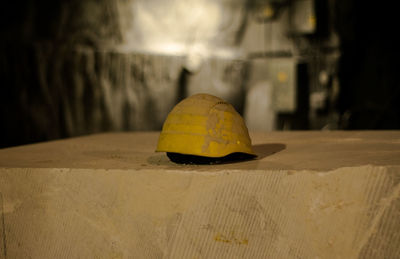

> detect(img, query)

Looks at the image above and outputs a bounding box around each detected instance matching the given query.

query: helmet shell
[156,93,256,157]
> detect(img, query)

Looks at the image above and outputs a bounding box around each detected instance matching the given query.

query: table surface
[1,131,399,171]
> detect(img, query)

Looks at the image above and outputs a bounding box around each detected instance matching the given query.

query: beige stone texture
[0,131,399,258]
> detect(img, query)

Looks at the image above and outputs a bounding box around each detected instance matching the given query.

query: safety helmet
[156,93,256,163]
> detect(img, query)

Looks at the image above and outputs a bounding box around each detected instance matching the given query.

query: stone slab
[0,131,400,258]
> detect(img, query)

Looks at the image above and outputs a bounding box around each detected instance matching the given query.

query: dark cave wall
[0,44,184,148]
[0,0,249,148]
[0,0,123,45]
[334,0,400,129]
[1,0,400,148]
[0,1,182,147]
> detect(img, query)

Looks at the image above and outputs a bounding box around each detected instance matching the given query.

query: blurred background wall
[0,0,399,148]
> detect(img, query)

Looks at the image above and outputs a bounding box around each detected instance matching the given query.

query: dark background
[1,0,399,148]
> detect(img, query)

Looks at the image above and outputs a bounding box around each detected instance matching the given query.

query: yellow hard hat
[156,93,256,163]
